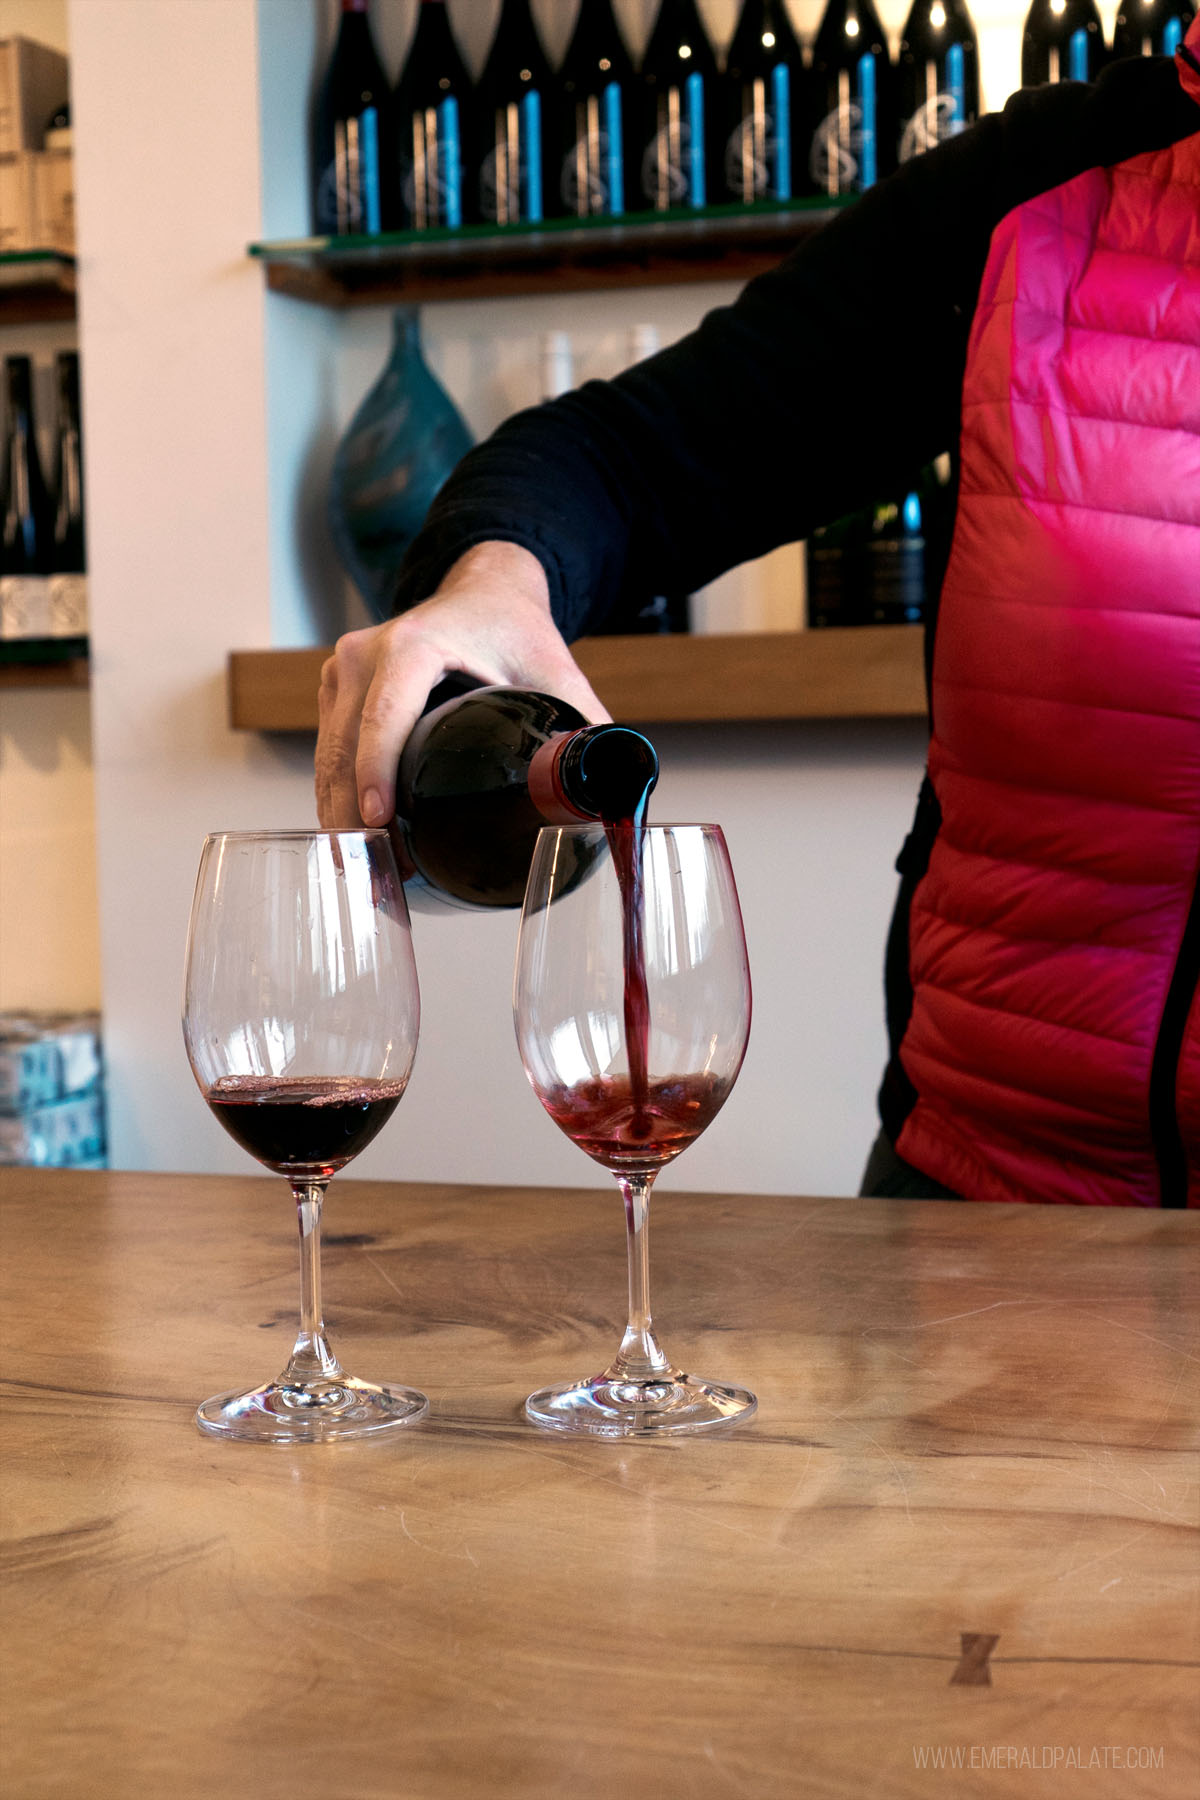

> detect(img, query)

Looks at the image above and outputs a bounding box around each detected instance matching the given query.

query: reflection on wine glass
[514,821,756,1437]
[182,830,427,1443]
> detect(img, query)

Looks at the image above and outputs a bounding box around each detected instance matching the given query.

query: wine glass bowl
[514,821,755,1437]
[183,830,427,1443]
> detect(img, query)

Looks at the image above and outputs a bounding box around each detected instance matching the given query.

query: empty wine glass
[182,829,427,1442]
[514,821,756,1436]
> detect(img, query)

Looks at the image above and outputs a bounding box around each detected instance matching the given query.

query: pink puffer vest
[897,25,1200,1206]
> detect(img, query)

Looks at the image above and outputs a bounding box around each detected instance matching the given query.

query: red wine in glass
[514,820,754,1437]
[540,1071,734,1173]
[183,828,426,1444]
[205,1074,410,1177]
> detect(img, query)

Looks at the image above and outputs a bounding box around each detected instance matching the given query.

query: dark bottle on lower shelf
[806,503,871,627]
[1,356,54,641]
[48,350,86,638]
[395,684,659,910]
[1021,0,1107,85]
[807,459,953,628]
[1110,0,1194,58]
[390,0,472,231]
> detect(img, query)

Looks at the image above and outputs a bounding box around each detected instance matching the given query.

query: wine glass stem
[281,1180,344,1385]
[612,1173,672,1381]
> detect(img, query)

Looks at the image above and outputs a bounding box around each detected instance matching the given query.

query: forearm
[390,209,972,640]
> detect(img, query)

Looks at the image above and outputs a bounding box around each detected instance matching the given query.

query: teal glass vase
[328,308,473,621]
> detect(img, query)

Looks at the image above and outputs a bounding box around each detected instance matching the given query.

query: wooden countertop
[2,1169,1197,1798]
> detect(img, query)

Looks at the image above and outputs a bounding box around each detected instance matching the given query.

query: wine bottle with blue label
[1021,0,1107,86]
[806,0,895,198]
[1111,0,1194,59]
[390,0,471,232]
[720,0,808,205]
[311,0,391,237]
[636,0,721,213]
[552,0,636,220]
[897,0,980,164]
[471,0,551,227]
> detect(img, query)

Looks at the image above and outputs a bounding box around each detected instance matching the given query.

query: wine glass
[182,829,427,1443]
[514,821,756,1436]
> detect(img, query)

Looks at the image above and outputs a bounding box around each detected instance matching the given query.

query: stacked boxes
[0,1011,107,1167]
[0,37,72,255]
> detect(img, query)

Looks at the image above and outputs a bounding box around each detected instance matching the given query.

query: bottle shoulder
[398,687,589,792]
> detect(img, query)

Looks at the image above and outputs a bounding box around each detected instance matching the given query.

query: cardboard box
[0,149,72,252]
[0,150,36,252]
[0,37,68,156]
[30,145,72,251]
[0,1011,104,1112]
[0,1089,107,1167]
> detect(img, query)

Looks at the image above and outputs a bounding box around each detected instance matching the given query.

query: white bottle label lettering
[642,78,706,209]
[0,575,51,638]
[48,573,87,635]
[899,93,959,160]
[810,98,860,194]
[724,67,791,200]
[561,85,624,215]
[480,95,542,224]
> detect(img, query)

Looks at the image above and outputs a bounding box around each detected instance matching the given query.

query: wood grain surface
[1,1170,1196,1799]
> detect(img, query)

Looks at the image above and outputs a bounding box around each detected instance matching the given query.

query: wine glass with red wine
[182,830,426,1442]
[514,821,756,1436]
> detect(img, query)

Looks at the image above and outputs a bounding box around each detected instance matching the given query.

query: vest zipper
[1147,866,1200,1208]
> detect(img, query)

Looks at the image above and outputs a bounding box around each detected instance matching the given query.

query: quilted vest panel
[897,59,1200,1205]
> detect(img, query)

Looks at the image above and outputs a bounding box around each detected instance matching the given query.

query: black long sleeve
[390,53,1199,641]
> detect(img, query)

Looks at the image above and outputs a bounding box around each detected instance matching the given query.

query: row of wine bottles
[0,353,87,641]
[806,454,955,628]
[313,0,1196,235]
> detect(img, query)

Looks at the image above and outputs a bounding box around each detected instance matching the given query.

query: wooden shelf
[250,201,848,307]
[0,637,88,689]
[0,252,76,325]
[228,627,928,732]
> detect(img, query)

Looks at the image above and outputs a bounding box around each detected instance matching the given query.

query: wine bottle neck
[528,725,659,826]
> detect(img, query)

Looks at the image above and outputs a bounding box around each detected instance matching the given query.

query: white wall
[50,0,1091,1195]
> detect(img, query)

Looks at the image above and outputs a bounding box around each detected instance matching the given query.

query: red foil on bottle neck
[527,733,594,825]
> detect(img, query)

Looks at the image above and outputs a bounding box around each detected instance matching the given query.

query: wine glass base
[524,1371,757,1438]
[196,1375,428,1443]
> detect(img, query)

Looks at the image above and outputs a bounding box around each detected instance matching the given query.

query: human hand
[315,540,611,830]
